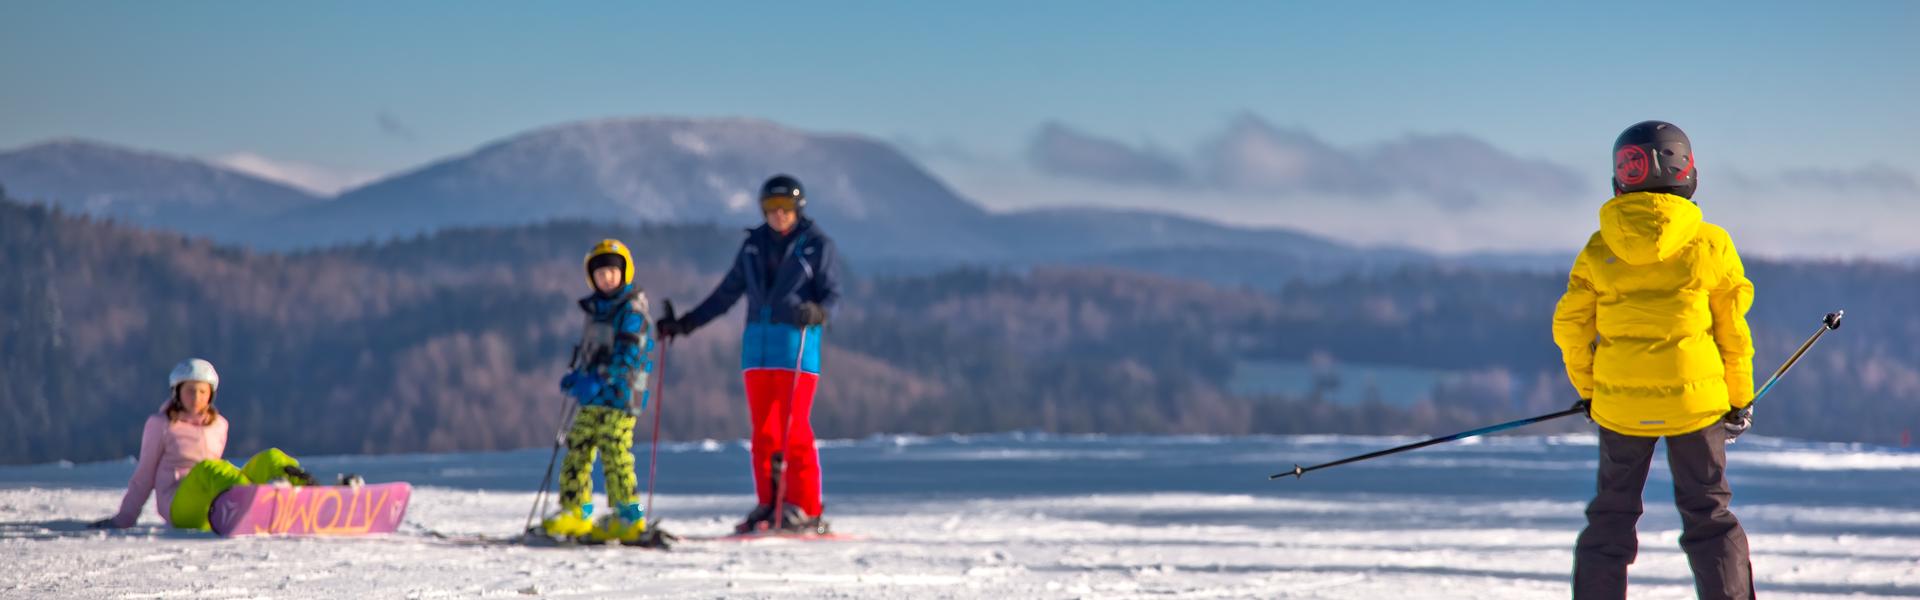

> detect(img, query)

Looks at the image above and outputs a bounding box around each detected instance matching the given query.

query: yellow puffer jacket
[1553,192,1756,437]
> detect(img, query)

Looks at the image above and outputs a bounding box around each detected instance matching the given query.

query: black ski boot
[281,465,317,486]
[773,504,830,535]
[733,504,775,534]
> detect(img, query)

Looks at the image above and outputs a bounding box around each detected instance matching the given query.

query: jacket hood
[1599,192,1702,265]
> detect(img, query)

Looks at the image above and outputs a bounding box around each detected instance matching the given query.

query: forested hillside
[3,192,1914,464]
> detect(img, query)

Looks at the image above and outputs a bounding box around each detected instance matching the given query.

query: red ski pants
[744,368,822,516]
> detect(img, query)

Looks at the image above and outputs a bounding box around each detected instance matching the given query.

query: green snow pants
[169,448,304,530]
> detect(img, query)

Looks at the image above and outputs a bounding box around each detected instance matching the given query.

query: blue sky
[2,1,1915,253]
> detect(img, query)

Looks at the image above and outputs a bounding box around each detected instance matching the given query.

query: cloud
[1014,114,1590,211]
[918,143,1920,258]
[213,153,384,196]
[893,134,994,167]
[1366,133,1588,209]
[917,115,1915,257]
[378,111,416,141]
[1198,114,1380,196]
[1776,165,1919,194]
[1198,114,1586,209]
[1026,122,1189,186]
[1719,164,1920,202]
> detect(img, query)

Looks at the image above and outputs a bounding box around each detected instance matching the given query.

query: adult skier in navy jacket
[657,174,840,533]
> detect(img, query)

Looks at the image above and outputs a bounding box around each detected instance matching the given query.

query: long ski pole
[770,324,811,531]
[1268,406,1584,480]
[525,335,593,533]
[524,401,578,532]
[1751,310,1843,404]
[1270,309,1844,480]
[641,300,674,528]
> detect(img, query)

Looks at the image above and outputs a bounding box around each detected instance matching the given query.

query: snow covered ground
[4,433,1918,598]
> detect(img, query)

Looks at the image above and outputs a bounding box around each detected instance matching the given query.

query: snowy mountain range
[276,118,1005,262]
[0,139,321,240]
[0,118,1430,282]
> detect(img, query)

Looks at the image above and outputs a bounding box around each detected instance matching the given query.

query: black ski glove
[1723,405,1754,442]
[1570,399,1593,422]
[796,302,829,326]
[655,317,687,341]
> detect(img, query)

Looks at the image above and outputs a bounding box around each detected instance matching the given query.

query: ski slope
[4,434,1918,598]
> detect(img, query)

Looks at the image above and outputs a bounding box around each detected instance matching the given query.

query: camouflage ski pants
[558,406,639,512]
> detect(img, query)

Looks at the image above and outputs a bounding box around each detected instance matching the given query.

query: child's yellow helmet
[584,239,634,289]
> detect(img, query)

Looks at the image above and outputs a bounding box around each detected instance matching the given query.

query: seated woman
[92,358,324,530]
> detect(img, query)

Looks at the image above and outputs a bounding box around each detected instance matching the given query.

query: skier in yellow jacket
[1554,121,1756,600]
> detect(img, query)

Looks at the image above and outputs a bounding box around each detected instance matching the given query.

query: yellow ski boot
[541,505,594,540]
[587,504,647,543]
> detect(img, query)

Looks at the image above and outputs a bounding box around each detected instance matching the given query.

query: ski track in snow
[5,434,1920,599]
[4,488,1918,599]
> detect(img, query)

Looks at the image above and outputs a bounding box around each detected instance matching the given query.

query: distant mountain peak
[8,136,193,163]
[272,116,991,256]
[0,137,322,231]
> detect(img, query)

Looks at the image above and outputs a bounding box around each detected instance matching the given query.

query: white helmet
[168,358,220,392]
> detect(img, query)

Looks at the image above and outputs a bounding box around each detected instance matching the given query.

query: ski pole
[641,300,674,528]
[1751,310,1843,405]
[1268,406,1584,480]
[1270,309,1845,481]
[525,401,578,532]
[525,326,595,532]
[770,324,811,531]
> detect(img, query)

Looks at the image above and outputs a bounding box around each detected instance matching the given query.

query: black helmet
[1612,120,1697,199]
[759,174,806,211]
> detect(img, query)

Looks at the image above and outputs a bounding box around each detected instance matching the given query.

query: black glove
[1723,405,1754,442]
[655,317,687,341]
[1570,399,1592,422]
[796,302,829,326]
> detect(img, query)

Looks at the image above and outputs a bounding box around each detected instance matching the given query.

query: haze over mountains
[0,117,1478,285]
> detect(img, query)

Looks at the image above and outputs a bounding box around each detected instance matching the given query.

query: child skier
[542,239,656,543]
[1554,121,1757,599]
[92,358,329,530]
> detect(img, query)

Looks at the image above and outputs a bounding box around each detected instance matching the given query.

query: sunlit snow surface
[5,433,1918,598]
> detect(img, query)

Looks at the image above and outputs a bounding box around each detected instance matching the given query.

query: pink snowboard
[209,482,412,537]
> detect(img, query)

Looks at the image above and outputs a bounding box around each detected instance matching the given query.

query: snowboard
[209,482,412,537]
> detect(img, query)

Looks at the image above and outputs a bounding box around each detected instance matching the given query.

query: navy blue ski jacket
[681,218,841,372]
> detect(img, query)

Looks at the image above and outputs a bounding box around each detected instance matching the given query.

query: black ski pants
[1574,424,1753,599]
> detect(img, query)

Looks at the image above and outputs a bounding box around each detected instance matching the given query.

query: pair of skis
[415,522,850,551]
[1271,310,1844,480]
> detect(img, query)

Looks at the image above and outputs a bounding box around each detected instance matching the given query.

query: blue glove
[560,371,583,393]
[567,373,605,405]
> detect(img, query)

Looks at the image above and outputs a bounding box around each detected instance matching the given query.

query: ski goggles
[760,196,801,213]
